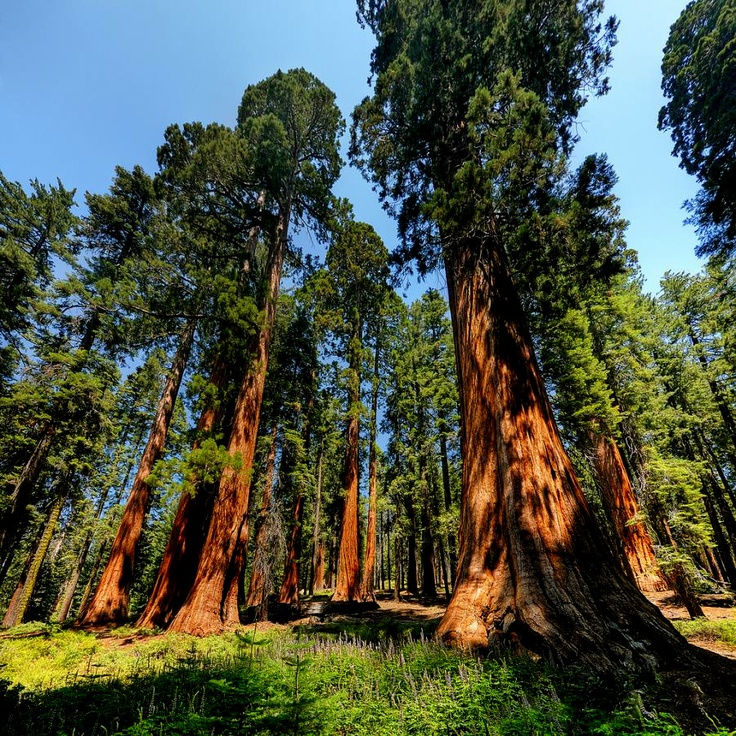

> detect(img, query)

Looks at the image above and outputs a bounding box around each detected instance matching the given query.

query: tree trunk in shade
[167,221,287,635]
[135,354,228,630]
[80,320,196,626]
[0,427,55,581]
[311,445,325,593]
[3,492,64,628]
[589,431,669,593]
[245,423,279,610]
[403,494,419,595]
[278,492,304,605]
[435,237,689,672]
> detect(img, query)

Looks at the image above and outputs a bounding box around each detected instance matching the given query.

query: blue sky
[0,0,700,295]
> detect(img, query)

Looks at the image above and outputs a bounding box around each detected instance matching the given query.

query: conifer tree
[352,0,689,670]
[168,69,343,634]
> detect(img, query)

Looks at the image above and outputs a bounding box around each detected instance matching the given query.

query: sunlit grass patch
[673,618,736,646]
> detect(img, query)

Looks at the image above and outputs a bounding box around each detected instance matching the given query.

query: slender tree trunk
[435,237,688,671]
[419,491,437,597]
[360,342,380,602]
[403,495,419,595]
[2,493,64,627]
[311,445,325,593]
[279,493,304,606]
[0,427,55,571]
[689,329,736,461]
[80,320,196,626]
[439,433,458,584]
[246,423,279,610]
[136,354,228,630]
[168,220,287,635]
[702,482,736,586]
[393,533,402,601]
[589,431,668,592]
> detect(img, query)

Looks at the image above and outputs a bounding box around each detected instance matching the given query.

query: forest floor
[2,590,736,735]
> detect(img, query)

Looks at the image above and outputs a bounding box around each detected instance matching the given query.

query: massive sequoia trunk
[80,320,196,626]
[167,225,286,635]
[333,329,362,602]
[332,407,361,601]
[589,432,668,593]
[435,237,689,672]
[135,355,227,630]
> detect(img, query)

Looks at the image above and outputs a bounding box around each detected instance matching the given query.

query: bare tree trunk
[0,427,55,577]
[245,423,279,609]
[136,354,228,629]
[2,493,64,627]
[360,342,380,602]
[439,432,457,585]
[80,320,196,626]
[311,445,325,593]
[168,221,287,635]
[393,533,402,601]
[435,237,688,671]
[404,495,419,595]
[278,492,304,605]
[420,492,436,597]
[333,409,361,601]
[589,432,668,592]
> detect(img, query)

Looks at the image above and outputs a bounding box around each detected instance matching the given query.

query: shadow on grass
[0,657,313,736]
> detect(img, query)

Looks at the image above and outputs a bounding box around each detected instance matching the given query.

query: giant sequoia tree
[352,0,688,671]
[168,69,343,635]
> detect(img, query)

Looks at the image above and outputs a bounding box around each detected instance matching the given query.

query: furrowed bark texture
[590,432,668,593]
[80,320,195,626]
[136,355,227,630]
[333,409,361,601]
[436,239,689,672]
[168,231,286,635]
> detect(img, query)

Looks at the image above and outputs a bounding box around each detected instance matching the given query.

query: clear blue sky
[0,0,700,294]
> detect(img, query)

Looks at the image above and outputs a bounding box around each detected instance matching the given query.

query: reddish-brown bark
[435,238,689,671]
[80,320,196,626]
[590,432,668,593]
[245,423,279,610]
[167,229,286,635]
[135,355,227,630]
[278,492,304,605]
[333,409,361,601]
[359,343,380,602]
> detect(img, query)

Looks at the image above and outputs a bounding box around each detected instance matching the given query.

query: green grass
[0,621,733,735]
[673,618,736,646]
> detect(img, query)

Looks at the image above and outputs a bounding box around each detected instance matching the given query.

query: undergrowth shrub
[0,622,732,735]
